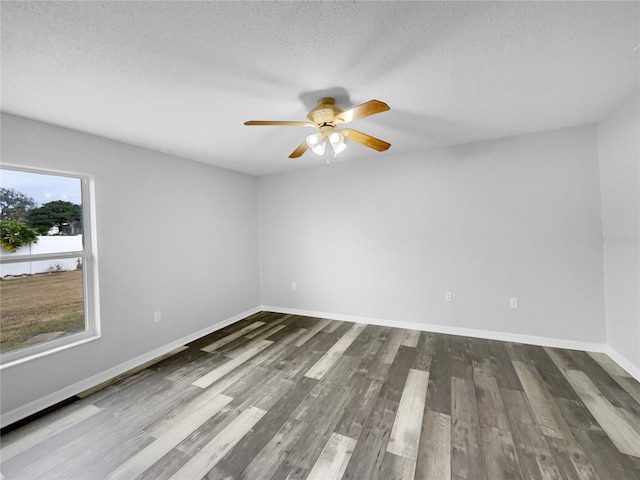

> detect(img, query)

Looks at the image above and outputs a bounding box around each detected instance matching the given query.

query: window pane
[1,169,83,250]
[0,261,86,354]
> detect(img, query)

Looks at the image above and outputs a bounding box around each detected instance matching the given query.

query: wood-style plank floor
[2,311,640,480]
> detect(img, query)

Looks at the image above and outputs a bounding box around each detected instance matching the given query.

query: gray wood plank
[378,329,406,365]
[473,362,510,431]
[480,426,524,480]
[342,397,399,480]
[450,336,474,380]
[237,418,309,480]
[335,377,384,440]
[572,427,640,480]
[545,436,601,480]
[451,377,486,480]
[425,334,452,415]
[411,331,435,371]
[415,410,452,480]
[135,447,191,480]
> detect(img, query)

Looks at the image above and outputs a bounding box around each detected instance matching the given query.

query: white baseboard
[1,306,261,429]
[605,345,640,382]
[261,305,610,354]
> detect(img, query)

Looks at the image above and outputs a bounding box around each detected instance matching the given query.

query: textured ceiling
[1,1,638,176]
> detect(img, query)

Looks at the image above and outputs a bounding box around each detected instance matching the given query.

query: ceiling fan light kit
[244,97,391,161]
[306,132,326,155]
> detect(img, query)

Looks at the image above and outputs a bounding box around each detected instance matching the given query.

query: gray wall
[259,125,607,344]
[598,95,640,371]
[0,113,261,417]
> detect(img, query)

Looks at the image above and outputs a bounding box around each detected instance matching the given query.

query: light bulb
[306,133,326,155]
[331,141,347,155]
[329,131,346,155]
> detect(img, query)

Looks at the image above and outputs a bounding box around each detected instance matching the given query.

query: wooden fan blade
[244,120,315,127]
[289,140,308,158]
[334,100,390,124]
[342,128,391,152]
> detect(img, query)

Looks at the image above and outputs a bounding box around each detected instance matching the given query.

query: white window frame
[0,165,100,368]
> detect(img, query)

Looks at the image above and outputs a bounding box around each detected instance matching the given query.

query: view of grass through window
[1,168,86,354]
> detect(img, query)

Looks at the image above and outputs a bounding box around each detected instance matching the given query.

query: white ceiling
[1,1,638,176]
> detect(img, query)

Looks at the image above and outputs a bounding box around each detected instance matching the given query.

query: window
[0,166,99,366]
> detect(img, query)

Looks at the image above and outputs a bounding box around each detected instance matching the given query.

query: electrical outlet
[154,310,162,322]
[445,291,452,302]
[510,298,519,309]
[291,282,297,291]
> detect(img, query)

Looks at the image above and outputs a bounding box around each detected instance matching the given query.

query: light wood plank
[512,361,572,440]
[105,394,233,479]
[400,330,420,348]
[617,406,640,437]
[379,452,417,480]
[200,321,265,352]
[294,319,332,346]
[387,368,430,461]
[245,318,285,339]
[564,369,640,457]
[587,352,632,378]
[145,381,236,438]
[306,432,357,480]
[168,406,266,480]
[0,404,101,462]
[415,410,451,480]
[324,320,341,333]
[304,323,367,380]
[227,325,286,358]
[192,339,272,388]
[614,376,640,405]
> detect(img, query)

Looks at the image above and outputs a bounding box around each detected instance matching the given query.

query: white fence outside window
[0,236,83,277]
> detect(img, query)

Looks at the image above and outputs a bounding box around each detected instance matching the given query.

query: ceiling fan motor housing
[307,97,344,125]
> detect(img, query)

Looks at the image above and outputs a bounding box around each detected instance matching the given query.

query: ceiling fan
[244,97,391,159]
